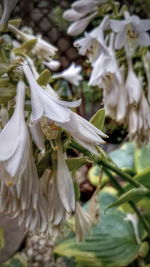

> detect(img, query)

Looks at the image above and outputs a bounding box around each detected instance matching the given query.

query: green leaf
[134,145,150,173]
[106,188,149,209]
[37,69,51,86]
[13,39,37,55]
[0,49,8,64]
[90,108,105,131]
[0,86,16,103]
[109,142,135,174]
[55,192,141,267]
[66,157,87,172]
[8,19,22,28]
[0,227,4,249]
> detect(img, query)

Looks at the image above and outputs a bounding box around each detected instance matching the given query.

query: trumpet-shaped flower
[67,12,97,36]
[0,0,19,26]
[8,24,57,60]
[57,110,107,154]
[0,81,30,182]
[43,60,61,71]
[110,12,150,55]
[72,0,106,15]
[125,59,142,106]
[74,15,109,63]
[57,145,75,213]
[22,64,81,126]
[52,63,82,86]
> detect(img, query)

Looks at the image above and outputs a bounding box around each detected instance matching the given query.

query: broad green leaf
[37,69,51,86]
[106,188,149,209]
[13,39,37,54]
[55,192,141,267]
[0,64,9,76]
[134,145,150,173]
[66,157,87,172]
[109,142,135,174]
[90,108,105,131]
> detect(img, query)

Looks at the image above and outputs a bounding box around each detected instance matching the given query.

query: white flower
[110,12,150,55]
[67,12,97,36]
[57,110,107,154]
[128,107,138,136]
[0,0,19,26]
[22,64,81,126]
[43,60,61,71]
[52,63,82,86]
[89,34,119,87]
[125,213,141,244]
[75,201,92,242]
[74,15,109,63]
[72,0,106,15]
[8,24,58,60]
[143,52,150,104]
[125,59,142,106]
[63,9,85,22]
[138,93,150,136]
[0,81,30,182]
[57,144,75,213]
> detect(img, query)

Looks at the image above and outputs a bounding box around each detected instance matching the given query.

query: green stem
[103,168,150,239]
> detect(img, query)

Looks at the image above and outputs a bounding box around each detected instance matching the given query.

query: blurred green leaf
[13,39,37,55]
[0,253,27,267]
[106,188,149,209]
[55,192,141,267]
[37,69,51,86]
[90,108,105,131]
[66,157,87,172]
[109,143,135,174]
[134,145,150,174]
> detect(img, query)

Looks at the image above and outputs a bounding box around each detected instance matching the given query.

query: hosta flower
[138,93,150,142]
[143,52,150,104]
[0,0,18,26]
[8,24,57,60]
[22,63,81,125]
[52,63,82,86]
[0,81,30,182]
[125,59,142,106]
[43,60,61,71]
[110,12,150,55]
[67,12,97,36]
[56,144,75,213]
[128,107,138,136]
[75,201,92,242]
[57,110,107,154]
[72,0,106,15]
[74,15,109,63]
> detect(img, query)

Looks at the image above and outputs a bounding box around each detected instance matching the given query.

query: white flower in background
[57,110,107,154]
[125,213,141,244]
[125,59,142,106]
[72,0,106,15]
[52,63,82,86]
[63,8,85,22]
[138,93,150,141]
[8,24,58,60]
[0,81,30,182]
[67,12,97,36]
[22,64,81,125]
[57,144,75,213]
[110,11,150,55]
[75,201,92,242]
[0,0,19,26]
[128,107,138,136]
[143,52,150,104]
[74,15,109,63]
[43,60,61,71]
[89,34,119,87]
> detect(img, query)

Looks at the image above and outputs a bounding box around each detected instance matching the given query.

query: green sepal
[90,108,105,130]
[37,69,51,86]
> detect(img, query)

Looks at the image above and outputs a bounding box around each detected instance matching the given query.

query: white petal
[30,122,45,151]
[115,30,126,49]
[63,9,84,21]
[57,146,75,212]
[138,19,150,31]
[138,32,150,47]
[72,0,97,14]
[0,0,19,24]
[67,12,97,36]
[110,20,125,32]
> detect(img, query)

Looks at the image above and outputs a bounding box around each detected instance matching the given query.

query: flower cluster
[0,0,107,240]
[65,1,150,142]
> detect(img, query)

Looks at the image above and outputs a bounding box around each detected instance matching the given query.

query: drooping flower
[0,0,19,26]
[57,110,107,154]
[52,63,82,86]
[56,144,75,213]
[43,60,61,71]
[22,63,81,125]
[74,15,109,63]
[75,201,92,242]
[0,80,30,183]
[67,12,98,36]
[125,59,142,106]
[8,24,58,60]
[110,12,150,55]
[125,213,141,244]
